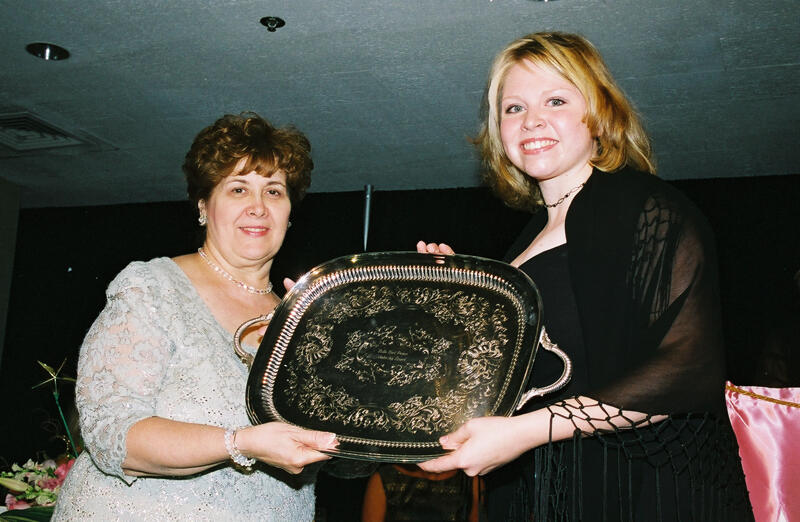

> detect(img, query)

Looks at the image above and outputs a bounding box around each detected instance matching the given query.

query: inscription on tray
[337,325,451,386]
[277,284,515,437]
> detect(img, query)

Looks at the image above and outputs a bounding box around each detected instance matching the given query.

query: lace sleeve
[75,264,173,484]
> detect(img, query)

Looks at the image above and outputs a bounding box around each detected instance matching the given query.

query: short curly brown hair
[183,112,313,209]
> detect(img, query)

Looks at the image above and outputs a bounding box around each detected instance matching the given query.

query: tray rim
[245,251,543,461]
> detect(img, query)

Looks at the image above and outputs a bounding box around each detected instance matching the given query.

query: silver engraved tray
[243,251,571,462]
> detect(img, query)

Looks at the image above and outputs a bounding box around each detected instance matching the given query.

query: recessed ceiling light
[26,42,70,61]
[260,16,285,32]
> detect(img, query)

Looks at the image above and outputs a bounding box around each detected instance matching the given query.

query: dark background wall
[1,175,798,517]
[0,178,20,366]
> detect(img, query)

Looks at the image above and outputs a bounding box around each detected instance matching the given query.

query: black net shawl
[501,167,750,521]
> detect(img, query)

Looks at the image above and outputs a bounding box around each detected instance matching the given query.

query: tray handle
[515,327,573,411]
[233,312,274,370]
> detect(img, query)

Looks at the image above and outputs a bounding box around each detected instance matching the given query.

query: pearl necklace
[197,248,273,295]
[544,182,587,208]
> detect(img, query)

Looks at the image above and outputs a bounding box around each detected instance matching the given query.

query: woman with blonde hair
[418,32,749,520]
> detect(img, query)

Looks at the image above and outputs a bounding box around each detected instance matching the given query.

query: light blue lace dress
[52,258,315,521]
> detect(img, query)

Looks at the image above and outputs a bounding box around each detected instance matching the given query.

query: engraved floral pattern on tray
[277,283,519,439]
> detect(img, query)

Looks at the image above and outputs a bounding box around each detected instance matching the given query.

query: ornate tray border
[245,252,555,462]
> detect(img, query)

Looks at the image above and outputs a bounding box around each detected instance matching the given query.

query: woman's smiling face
[499,61,595,184]
[201,158,291,265]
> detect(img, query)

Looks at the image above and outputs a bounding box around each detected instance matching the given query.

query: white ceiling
[1,0,798,208]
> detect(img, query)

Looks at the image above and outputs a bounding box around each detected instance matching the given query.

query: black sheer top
[505,167,726,414]
[517,244,587,408]
[491,167,751,521]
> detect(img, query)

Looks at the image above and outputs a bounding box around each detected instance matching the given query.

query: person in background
[417,32,750,521]
[754,267,800,386]
[361,464,482,522]
[53,112,336,520]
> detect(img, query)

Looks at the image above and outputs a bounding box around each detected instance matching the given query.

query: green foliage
[0,506,54,521]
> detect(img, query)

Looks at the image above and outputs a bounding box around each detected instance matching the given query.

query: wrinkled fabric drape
[726,382,800,522]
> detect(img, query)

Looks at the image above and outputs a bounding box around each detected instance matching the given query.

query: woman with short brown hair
[54,112,335,521]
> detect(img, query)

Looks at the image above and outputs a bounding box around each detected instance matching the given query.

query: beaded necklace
[544,181,586,208]
[197,248,273,295]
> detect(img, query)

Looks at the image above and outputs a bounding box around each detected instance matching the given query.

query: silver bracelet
[224,427,256,469]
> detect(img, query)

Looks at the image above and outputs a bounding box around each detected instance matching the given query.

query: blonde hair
[475,32,655,211]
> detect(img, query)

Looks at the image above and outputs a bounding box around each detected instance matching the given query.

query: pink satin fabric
[725,382,800,522]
